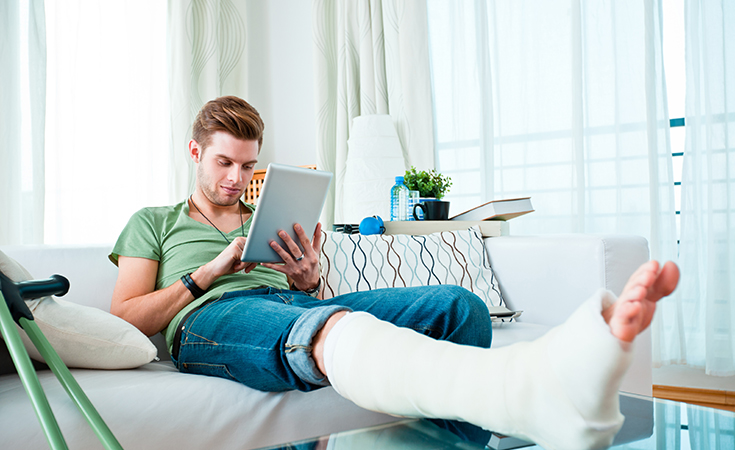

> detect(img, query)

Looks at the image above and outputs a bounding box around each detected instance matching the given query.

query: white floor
[653,365,735,391]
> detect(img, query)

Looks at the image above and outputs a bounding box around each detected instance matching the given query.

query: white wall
[246,0,317,169]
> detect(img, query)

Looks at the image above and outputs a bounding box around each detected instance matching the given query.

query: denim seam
[185,331,218,345]
[182,298,223,346]
[276,293,294,304]
[182,339,273,353]
[181,361,237,380]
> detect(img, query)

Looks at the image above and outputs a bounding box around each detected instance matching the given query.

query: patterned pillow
[319,226,505,309]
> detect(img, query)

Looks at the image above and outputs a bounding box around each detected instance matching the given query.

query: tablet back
[240,164,333,263]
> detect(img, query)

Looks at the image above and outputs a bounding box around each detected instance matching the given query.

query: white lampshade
[343,115,406,223]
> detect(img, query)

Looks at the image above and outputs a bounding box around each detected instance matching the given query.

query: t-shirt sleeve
[109,209,163,266]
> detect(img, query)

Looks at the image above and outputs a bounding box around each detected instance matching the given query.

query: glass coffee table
[256,393,734,449]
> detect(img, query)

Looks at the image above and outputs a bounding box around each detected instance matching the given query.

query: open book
[487,306,523,323]
[450,197,533,221]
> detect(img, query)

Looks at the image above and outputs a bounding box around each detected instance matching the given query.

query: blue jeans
[171,285,492,444]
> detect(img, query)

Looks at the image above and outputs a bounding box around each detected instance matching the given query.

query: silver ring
[295,254,304,261]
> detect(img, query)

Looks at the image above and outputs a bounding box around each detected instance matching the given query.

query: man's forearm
[111,279,197,337]
[111,242,244,337]
[112,264,219,337]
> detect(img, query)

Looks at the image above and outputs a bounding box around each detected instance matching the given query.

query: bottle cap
[395,176,404,183]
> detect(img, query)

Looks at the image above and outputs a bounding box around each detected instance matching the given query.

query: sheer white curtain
[427,0,677,266]
[657,0,735,376]
[0,0,46,245]
[312,0,435,226]
[44,0,169,245]
[167,0,249,201]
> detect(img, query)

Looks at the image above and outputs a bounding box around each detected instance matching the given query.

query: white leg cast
[323,289,633,450]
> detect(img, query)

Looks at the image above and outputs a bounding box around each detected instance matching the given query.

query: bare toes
[619,266,657,305]
[649,261,680,301]
[610,300,643,342]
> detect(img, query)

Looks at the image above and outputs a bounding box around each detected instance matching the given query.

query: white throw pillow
[319,226,507,310]
[0,249,157,369]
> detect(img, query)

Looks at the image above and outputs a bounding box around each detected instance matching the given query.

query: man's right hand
[200,236,257,281]
[111,237,256,336]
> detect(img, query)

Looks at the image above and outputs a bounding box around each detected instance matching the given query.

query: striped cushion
[319,226,504,308]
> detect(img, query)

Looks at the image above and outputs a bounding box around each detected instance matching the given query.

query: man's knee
[428,285,492,348]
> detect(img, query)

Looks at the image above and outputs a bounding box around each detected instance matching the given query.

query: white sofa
[0,233,650,449]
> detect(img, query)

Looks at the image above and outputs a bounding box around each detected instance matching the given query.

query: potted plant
[403,167,452,220]
[403,166,452,199]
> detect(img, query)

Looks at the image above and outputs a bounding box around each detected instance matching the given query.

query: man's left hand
[261,222,322,292]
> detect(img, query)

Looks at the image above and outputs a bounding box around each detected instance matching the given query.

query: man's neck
[189,191,241,219]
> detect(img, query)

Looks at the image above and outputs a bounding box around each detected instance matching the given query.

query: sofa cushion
[319,227,505,309]
[0,362,400,449]
[0,249,157,369]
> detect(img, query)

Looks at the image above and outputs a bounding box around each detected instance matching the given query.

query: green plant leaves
[403,166,452,199]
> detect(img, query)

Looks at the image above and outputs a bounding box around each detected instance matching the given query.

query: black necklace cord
[189,195,245,245]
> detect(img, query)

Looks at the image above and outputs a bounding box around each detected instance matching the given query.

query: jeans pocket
[276,293,296,304]
[180,361,238,382]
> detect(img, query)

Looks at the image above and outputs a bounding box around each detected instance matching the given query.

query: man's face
[192,131,259,207]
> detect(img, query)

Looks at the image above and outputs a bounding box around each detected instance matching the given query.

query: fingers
[312,222,323,253]
[276,226,307,260]
[269,235,302,265]
[272,224,319,261]
[262,223,321,291]
[293,223,316,258]
[232,236,247,253]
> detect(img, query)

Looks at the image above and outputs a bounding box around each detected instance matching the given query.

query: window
[663,0,686,242]
[44,0,169,245]
[427,1,676,242]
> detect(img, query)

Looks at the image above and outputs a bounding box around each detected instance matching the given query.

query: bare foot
[602,260,680,342]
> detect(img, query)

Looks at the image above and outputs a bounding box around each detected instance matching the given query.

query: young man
[110,96,679,450]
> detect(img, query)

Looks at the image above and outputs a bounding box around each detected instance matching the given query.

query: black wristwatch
[293,278,322,298]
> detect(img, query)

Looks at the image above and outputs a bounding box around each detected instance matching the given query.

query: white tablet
[240,163,333,263]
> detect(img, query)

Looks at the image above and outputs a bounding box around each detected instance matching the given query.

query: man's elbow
[110,301,156,336]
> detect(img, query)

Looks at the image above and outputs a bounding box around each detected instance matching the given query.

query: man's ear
[189,139,202,163]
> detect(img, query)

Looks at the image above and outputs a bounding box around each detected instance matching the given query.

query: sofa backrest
[1,244,174,368]
[3,245,117,312]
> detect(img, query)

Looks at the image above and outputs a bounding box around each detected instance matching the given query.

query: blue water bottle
[390,176,409,221]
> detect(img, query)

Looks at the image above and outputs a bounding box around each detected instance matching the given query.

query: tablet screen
[240,164,333,263]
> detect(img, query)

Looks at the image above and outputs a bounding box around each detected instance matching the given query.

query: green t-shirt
[109,200,289,353]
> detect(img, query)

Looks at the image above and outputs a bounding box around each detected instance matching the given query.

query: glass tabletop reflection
[256,394,734,450]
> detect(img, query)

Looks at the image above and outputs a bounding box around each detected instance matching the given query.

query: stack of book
[383,197,533,237]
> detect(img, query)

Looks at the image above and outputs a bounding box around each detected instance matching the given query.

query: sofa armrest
[484,234,649,327]
[484,234,652,396]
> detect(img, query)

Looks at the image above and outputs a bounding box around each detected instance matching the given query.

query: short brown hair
[191,96,265,151]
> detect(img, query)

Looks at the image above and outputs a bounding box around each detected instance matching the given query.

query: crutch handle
[0,272,69,325]
[15,275,70,300]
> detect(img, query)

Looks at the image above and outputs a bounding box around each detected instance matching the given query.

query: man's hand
[261,222,322,292]
[111,237,256,336]
[201,236,257,280]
